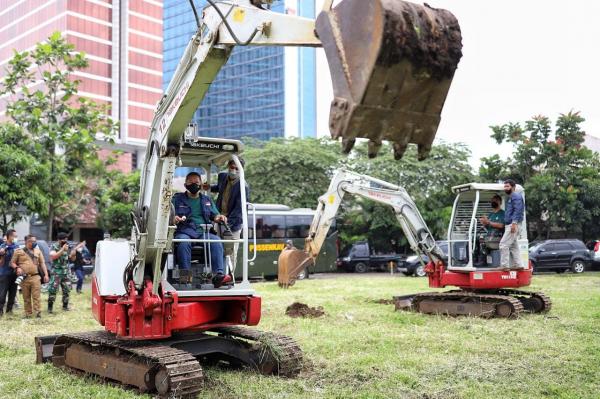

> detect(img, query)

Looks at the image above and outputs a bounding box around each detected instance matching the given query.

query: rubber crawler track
[411,290,525,318]
[52,327,304,398]
[494,289,552,313]
[214,326,304,377]
[54,331,204,398]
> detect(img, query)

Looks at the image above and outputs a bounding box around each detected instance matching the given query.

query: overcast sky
[317,0,600,166]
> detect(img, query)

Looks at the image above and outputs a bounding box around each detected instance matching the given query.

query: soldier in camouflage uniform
[48,232,77,312]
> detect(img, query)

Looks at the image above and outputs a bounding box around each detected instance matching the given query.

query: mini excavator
[34,0,462,397]
[278,170,551,318]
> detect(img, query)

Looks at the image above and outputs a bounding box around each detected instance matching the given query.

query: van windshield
[339,245,352,257]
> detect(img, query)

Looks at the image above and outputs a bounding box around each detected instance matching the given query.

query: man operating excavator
[173,171,232,287]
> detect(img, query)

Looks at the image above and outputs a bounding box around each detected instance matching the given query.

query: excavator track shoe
[316,0,462,159]
[215,326,304,377]
[50,331,203,398]
[396,291,525,318]
[36,327,304,397]
[494,289,552,313]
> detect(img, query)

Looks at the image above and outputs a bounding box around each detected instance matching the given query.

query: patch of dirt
[285,302,325,318]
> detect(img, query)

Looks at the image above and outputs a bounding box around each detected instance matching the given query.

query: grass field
[1,272,599,399]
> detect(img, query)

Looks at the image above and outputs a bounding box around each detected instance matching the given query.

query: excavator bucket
[278,247,314,289]
[316,0,462,160]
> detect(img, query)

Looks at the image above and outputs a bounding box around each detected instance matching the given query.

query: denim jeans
[74,268,85,292]
[175,232,224,275]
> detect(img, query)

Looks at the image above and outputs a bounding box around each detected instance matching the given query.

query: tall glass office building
[163,0,289,141]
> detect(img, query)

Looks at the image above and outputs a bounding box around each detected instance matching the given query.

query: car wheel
[296,267,309,280]
[413,264,427,277]
[571,260,585,274]
[354,262,368,273]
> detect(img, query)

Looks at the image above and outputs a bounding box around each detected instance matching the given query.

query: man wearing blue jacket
[173,172,231,287]
[0,229,19,316]
[500,179,525,270]
[212,159,250,268]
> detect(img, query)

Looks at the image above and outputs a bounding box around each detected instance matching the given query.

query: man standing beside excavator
[500,179,525,270]
[212,159,250,269]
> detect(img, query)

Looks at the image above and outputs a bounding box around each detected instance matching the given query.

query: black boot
[63,302,70,311]
[48,300,54,314]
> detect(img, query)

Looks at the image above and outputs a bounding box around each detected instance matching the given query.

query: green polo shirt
[187,197,205,228]
[487,209,505,238]
[184,195,219,233]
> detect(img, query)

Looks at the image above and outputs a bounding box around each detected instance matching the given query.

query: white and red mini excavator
[279,170,551,318]
[34,0,463,396]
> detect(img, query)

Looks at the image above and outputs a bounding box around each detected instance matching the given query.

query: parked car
[399,241,449,277]
[586,240,600,271]
[529,239,592,273]
[336,241,403,273]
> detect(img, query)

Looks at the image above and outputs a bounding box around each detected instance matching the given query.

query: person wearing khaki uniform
[10,235,49,318]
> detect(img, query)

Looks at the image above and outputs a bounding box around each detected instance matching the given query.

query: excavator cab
[446,183,529,272]
[316,0,462,159]
[164,135,255,296]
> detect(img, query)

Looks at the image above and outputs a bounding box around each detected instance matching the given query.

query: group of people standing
[0,230,90,318]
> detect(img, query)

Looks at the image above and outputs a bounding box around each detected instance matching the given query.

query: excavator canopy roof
[179,136,244,167]
[452,183,524,194]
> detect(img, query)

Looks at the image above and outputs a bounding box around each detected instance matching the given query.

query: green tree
[0,32,118,239]
[337,141,474,251]
[243,138,474,252]
[244,137,342,208]
[480,112,600,241]
[0,124,51,234]
[97,170,140,238]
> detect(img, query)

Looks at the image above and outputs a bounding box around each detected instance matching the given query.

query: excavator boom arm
[279,170,446,287]
[132,2,323,291]
[129,0,461,292]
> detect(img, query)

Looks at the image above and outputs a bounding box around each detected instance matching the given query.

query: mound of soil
[285,302,325,318]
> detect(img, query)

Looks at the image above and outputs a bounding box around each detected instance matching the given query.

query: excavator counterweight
[317,0,462,159]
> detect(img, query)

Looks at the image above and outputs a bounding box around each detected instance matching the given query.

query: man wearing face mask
[10,234,49,318]
[499,179,525,270]
[480,194,505,240]
[48,232,78,313]
[212,159,250,269]
[0,229,19,316]
[478,195,505,266]
[173,172,231,287]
